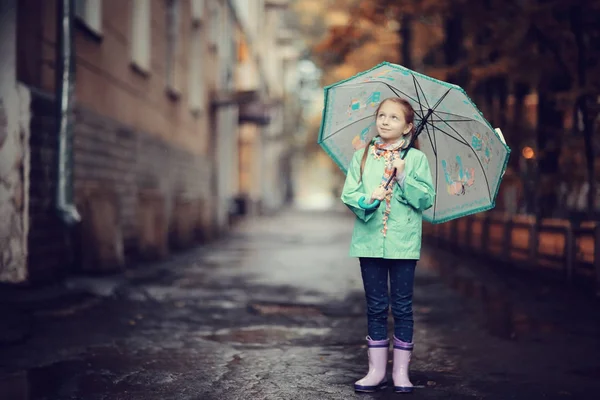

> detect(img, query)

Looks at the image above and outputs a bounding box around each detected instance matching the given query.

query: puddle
[0,360,89,400]
[0,346,220,399]
[481,294,514,339]
[409,370,462,390]
[422,257,562,340]
[200,325,330,345]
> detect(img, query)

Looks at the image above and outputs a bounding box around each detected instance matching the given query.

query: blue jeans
[359,258,417,343]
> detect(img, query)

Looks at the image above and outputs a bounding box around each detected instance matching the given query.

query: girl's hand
[370,187,386,202]
[392,158,406,175]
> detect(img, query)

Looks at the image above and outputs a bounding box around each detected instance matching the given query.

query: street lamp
[519,145,537,215]
[522,146,535,160]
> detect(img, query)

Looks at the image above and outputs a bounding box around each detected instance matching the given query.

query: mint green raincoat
[341,146,436,259]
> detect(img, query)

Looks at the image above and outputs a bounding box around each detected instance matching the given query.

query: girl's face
[376,101,413,143]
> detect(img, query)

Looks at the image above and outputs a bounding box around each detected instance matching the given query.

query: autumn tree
[305,0,600,216]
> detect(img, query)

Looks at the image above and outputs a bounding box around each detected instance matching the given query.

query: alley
[1,210,600,399]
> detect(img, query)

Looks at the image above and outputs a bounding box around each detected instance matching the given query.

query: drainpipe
[55,0,81,225]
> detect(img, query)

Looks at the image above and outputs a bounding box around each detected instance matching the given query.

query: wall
[238,122,262,213]
[26,89,211,282]
[260,102,289,213]
[19,0,210,156]
[72,105,211,258]
[18,0,214,281]
[26,90,68,281]
[0,0,30,283]
[211,2,241,230]
[214,105,239,230]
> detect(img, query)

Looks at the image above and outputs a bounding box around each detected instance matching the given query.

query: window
[189,25,205,114]
[219,7,235,90]
[166,0,181,95]
[208,0,220,49]
[131,0,151,74]
[233,0,249,26]
[191,0,205,23]
[75,0,103,37]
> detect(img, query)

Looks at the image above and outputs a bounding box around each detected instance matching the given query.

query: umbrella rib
[412,74,431,109]
[432,110,480,122]
[434,119,473,147]
[410,75,427,114]
[431,110,479,124]
[319,114,376,142]
[430,110,474,120]
[431,87,453,111]
[422,120,437,156]
[376,83,427,119]
[424,122,469,146]
[386,86,422,112]
[432,120,492,199]
[428,119,476,123]
[425,87,454,126]
[431,111,473,145]
[429,121,439,220]
[427,87,478,121]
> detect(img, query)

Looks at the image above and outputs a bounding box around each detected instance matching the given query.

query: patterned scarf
[371,136,408,236]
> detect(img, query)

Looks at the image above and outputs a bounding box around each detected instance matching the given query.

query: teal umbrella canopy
[318,61,511,224]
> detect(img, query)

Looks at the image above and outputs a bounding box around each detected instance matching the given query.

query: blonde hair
[359,98,415,181]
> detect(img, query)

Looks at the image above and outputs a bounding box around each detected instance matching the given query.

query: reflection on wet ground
[1,211,600,399]
[248,302,324,317]
[201,325,331,345]
[1,345,229,400]
[419,249,570,341]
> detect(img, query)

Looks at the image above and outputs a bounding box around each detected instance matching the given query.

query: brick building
[0,0,298,284]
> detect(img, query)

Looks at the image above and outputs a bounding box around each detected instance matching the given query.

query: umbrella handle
[358,196,381,210]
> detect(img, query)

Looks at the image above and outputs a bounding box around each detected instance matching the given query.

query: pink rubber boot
[392,336,414,393]
[354,336,389,392]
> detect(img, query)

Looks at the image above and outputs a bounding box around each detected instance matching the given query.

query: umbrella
[318,61,511,224]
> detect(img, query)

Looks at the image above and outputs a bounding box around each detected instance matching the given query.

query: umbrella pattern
[319,62,511,223]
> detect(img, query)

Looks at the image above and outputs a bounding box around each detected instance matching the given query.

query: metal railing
[423,212,600,294]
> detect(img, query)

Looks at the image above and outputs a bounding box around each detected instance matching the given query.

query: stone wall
[0,86,31,283]
[1,0,30,283]
[27,89,212,282]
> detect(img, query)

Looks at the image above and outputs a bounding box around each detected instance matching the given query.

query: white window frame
[191,0,205,23]
[75,0,103,37]
[166,0,181,95]
[131,0,151,74]
[208,0,220,49]
[189,24,206,114]
[219,8,235,90]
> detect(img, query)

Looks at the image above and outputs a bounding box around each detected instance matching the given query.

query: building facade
[0,0,298,284]
[233,0,298,216]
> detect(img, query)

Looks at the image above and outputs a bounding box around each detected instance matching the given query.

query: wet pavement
[1,209,600,399]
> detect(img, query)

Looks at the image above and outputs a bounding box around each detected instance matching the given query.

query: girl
[341,97,435,393]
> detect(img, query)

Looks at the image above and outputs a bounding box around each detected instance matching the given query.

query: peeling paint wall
[1,0,30,283]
